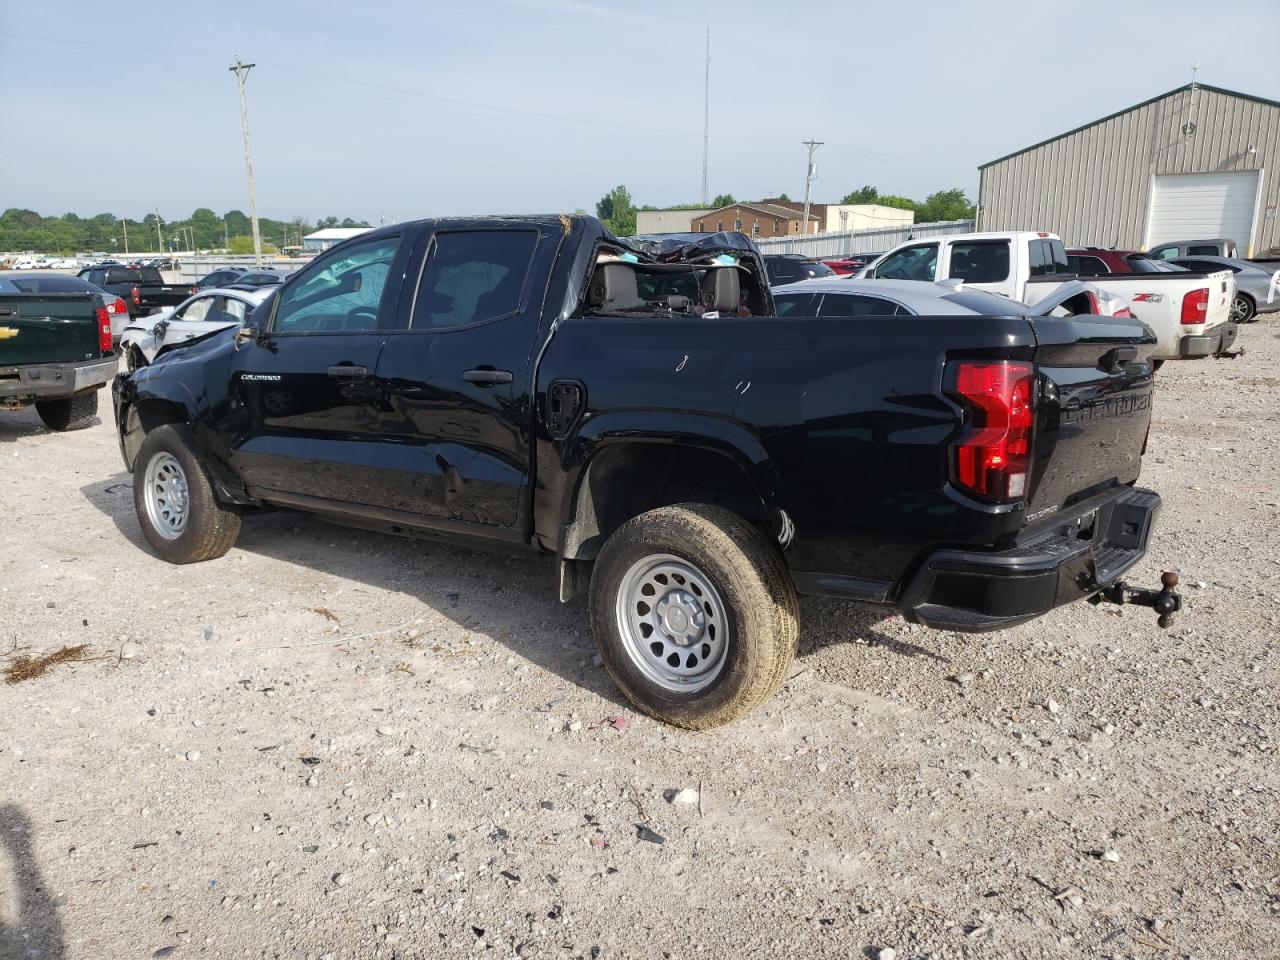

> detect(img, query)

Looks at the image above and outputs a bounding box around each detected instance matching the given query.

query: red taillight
[130,285,140,306]
[1085,291,1100,315]
[96,306,113,352]
[112,296,128,316]
[1180,287,1208,325]
[947,360,1035,502]
[189,286,198,295]
[1114,306,1133,318]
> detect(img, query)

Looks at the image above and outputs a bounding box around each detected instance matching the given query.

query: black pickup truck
[2,277,116,429]
[113,216,1180,727]
[77,265,196,319]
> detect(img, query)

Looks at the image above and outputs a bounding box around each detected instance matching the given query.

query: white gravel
[1,324,1277,958]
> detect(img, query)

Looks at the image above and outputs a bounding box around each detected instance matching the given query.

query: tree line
[596,185,975,236]
[0,208,372,255]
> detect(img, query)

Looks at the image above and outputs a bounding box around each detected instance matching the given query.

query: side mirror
[151,320,169,338]
[234,326,260,345]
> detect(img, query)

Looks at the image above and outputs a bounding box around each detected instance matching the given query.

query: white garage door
[1145,171,1260,250]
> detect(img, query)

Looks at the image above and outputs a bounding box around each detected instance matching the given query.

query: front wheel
[1230,294,1257,324]
[132,424,241,563]
[35,392,98,431]
[589,504,799,729]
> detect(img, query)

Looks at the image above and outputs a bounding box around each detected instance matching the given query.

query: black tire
[1231,293,1257,324]
[589,503,799,729]
[35,392,98,431]
[132,424,241,564]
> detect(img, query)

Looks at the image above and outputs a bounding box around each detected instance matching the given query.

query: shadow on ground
[79,472,932,706]
[0,805,64,960]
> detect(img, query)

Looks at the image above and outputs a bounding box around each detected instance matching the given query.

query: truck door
[368,223,558,536]
[944,239,1013,297]
[228,231,412,504]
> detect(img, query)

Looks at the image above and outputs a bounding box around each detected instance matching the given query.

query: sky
[3,0,1278,225]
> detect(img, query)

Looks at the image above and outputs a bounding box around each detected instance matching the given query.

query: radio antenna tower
[701,27,710,205]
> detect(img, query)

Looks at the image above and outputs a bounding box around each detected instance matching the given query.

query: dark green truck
[0,276,117,430]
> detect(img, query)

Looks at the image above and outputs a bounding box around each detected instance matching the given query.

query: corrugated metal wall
[979,87,1280,255]
[755,219,974,257]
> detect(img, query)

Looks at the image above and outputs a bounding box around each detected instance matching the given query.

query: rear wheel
[1230,293,1257,323]
[35,392,98,431]
[133,424,241,563]
[589,504,799,729]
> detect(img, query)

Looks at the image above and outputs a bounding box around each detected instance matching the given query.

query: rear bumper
[0,357,116,401]
[898,487,1161,633]
[1180,322,1238,357]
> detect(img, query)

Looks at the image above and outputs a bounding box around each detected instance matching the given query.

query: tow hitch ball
[1091,571,1182,628]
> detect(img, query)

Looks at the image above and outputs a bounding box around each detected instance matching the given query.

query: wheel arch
[556,414,792,563]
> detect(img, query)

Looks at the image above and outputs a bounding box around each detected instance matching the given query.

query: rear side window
[1068,255,1109,276]
[1150,246,1179,260]
[875,244,938,281]
[766,258,800,284]
[948,241,1010,283]
[773,293,817,316]
[817,294,905,317]
[1187,244,1218,256]
[1028,240,1068,277]
[411,230,539,330]
[273,234,402,333]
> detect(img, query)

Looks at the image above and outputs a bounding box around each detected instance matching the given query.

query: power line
[230,57,263,266]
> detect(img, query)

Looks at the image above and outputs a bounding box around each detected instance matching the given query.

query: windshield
[1124,256,1176,274]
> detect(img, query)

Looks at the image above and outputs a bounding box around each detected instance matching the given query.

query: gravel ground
[1,326,1277,960]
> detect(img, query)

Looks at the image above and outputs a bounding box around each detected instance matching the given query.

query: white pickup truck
[862,231,1238,362]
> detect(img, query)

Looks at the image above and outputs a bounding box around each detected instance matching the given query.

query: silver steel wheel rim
[1230,296,1249,322]
[614,553,729,693]
[143,452,190,540]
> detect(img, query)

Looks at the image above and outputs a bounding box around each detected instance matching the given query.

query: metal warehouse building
[977,83,1280,256]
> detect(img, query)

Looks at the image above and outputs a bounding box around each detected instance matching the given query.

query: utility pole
[230,57,263,266]
[120,218,129,255]
[701,27,710,206]
[155,208,164,254]
[800,140,823,237]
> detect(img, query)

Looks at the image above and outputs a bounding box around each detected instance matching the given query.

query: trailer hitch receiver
[1093,571,1182,628]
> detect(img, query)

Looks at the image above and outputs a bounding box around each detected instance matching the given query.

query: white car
[863,231,1237,362]
[120,285,274,370]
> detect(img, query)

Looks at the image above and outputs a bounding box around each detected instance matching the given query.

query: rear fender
[553,411,791,561]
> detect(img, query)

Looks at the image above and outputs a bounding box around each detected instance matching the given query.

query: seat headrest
[700,267,740,312]
[587,263,639,306]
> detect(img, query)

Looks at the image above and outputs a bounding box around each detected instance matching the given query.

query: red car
[821,251,882,276]
[1065,248,1181,276]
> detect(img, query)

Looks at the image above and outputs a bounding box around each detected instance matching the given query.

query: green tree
[228,235,278,255]
[840,185,880,204]
[776,192,790,203]
[914,188,976,223]
[189,208,222,249]
[711,193,735,208]
[596,185,636,236]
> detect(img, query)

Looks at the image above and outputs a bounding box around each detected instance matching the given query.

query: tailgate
[1200,270,1234,327]
[1026,315,1156,517]
[0,294,101,365]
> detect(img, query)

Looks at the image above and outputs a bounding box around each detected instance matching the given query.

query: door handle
[463,368,513,385]
[327,364,368,379]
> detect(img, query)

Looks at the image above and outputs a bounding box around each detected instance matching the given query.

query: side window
[411,229,539,330]
[222,298,250,323]
[1045,240,1070,275]
[1150,246,1179,260]
[175,296,214,322]
[1068,255,1109,276]
[875,244,938,281]
[948,241,1010,283]
[817,294,903,317]
[773,293,816,316]
[1027,241,1049,277]
[1187,244,1218,256]
[273,234,401,333]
